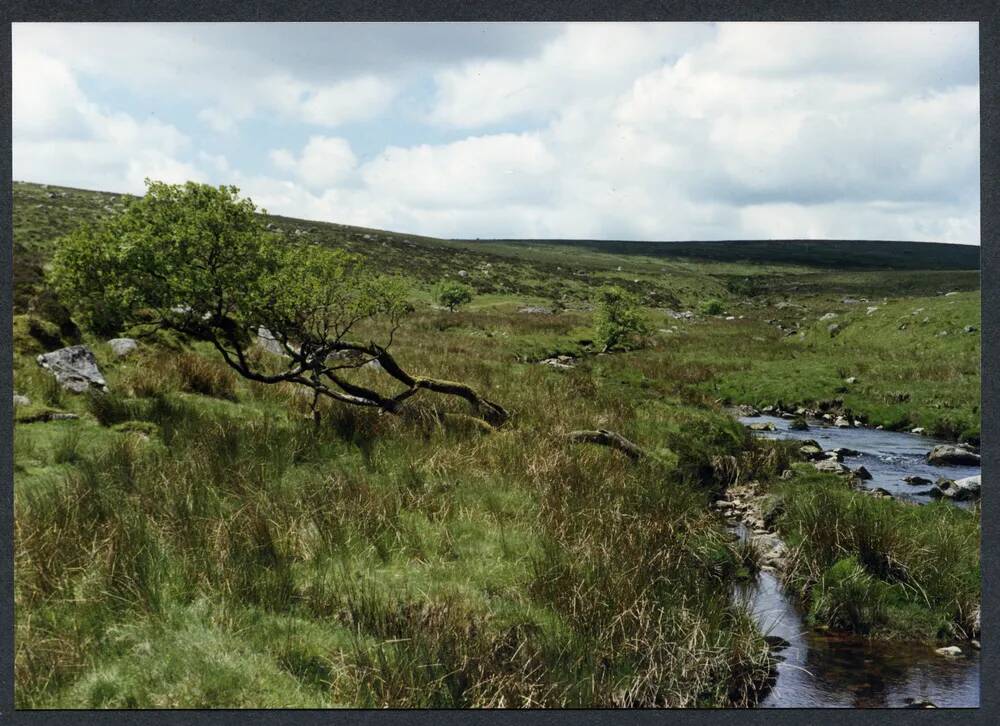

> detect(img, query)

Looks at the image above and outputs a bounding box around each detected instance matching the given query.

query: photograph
[9,19,982,709]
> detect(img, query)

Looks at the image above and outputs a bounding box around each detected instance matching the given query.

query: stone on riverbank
[927,445,980,466]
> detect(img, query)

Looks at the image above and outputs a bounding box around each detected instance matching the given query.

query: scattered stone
[927,445,981,466]
[844,376,858,384]
[13,393,30,408]
[108,338,138,358]
[539,355,576,369]
[904,475,933,486]
[818,312,838,321]
[964,325,978,333]
[935,646,962,657]
[748,422,776,431]
[866,306,879,315]
[854,466,873,480]
[518,306,552,315]
[827,323,841,337]
[971,640,980,650]
[911,427,926,434]
[813,459,851,475]
[789,417,809,431]
[834,416,851,428]
[736,404,760,417]
[943,291,959,297]
[36,345,107,393]
[457,270,468,278]
[869,487,894,499]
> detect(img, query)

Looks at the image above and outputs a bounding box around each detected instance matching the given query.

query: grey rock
[518,306,553,315]
[748,422,776,431]
[813,459,851,475]
[827,323,841,336]
[854,466,873,480]
[927,445,981,466]
[938,475,980,501]
[36,345,107,393]
[964,325,978,334]
[834,416,851,428]
[13,393,30,408]
[903,475,933,486]
[108,338,138,358]
[256,327,288,356]
[935,646,962,657]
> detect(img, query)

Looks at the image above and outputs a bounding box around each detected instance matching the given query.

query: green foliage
[435,280,474,312]
[593,286,648,352]
[773,473,980,639]
[50,180,409,349]
[699,298,725,316]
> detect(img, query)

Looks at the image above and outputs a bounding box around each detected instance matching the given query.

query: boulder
[870,487,894,499]
[934,475,980,501]
[813,459,850,475]
[736,404,760,417]
[799,444,825,460]
[748,422,776,431]
[935,646,962,657]
[903,475,933,486]
[927,445,981,467]
[539,356,576,369]
[834,416,851,428]
[36,345,107,393]
[108,337,138,358]
[832,447,861,458]
[256,327,288,356]
[854,466,873,480]
[789,417,809,431]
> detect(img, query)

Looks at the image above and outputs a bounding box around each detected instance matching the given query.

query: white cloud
[301,76,397,126]
[13,46,203,193]
[270,136,357,189]
[12,22,981,243]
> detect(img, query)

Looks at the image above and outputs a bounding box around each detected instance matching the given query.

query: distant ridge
[454,238,980,271]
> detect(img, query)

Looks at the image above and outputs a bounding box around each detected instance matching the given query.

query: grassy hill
[463,238,980,271]
[11,179,981,708]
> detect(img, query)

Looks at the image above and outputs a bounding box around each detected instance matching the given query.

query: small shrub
[435,281,474,312]
[593,285,648,352]
[699,298,725,316]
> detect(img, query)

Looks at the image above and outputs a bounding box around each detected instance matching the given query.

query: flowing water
[731,417,980,708]
[738,414,980,506]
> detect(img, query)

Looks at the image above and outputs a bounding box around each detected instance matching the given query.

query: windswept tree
[593,285,649,352]
[435,280,474,312]
[51,180,508,427]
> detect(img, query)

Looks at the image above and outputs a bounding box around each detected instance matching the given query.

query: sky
[12,22,980,243]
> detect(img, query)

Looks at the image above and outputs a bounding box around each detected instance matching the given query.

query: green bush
[698,298,725,316]
[593,286,648,352]
[435,280,474,312]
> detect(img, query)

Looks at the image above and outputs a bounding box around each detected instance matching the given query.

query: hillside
[12,179,981,708]
[462,238,980,271]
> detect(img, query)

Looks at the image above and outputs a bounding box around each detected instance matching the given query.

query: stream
[733,416,980,708]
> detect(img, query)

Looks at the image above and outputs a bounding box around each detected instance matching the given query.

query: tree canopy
[51,180,508,426]
[435,280,474,312]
